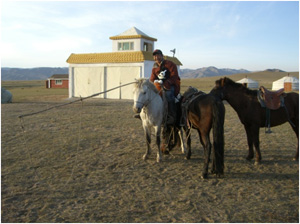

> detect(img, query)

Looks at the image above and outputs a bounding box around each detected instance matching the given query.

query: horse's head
[210,77,232,100]
[133,79,156,113]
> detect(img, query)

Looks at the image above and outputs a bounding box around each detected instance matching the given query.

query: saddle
[258,86,286,110]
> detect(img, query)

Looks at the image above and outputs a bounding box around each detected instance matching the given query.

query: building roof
[66,51,182,66]
[49,74,69,79]
[109,27,157,41]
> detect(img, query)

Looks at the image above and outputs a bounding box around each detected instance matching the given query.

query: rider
[150,49,181,124]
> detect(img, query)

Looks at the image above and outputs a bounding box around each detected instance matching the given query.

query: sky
[1,1,299,71]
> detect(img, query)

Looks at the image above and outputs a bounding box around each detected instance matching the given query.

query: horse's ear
[220,78,226,87]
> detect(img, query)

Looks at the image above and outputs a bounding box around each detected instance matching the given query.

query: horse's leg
[211,144,216,175]
[161,125,171,154]
[252,127,262,165]
[143,126,151,161]
[198,130,211,179]
[244,125,254,160]
[291,123,299,161]
[154,126,162,163]
[178,128,186,154]
[245,125,262,164]
[185,127,192,159]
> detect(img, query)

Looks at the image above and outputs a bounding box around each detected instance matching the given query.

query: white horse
[133,78,185,163]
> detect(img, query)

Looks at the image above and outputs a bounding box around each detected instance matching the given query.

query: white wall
[69,63,144,99]
[112,38,155,52]
[112,39,141,52]
[143,61,154,78]
[68,61,181,99]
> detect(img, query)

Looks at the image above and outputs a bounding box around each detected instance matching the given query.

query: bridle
[134,86,162,109]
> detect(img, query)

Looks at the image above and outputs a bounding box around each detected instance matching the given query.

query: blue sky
[1,1,299,71]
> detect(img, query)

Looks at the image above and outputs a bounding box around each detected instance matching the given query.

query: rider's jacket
[150,59,181,96]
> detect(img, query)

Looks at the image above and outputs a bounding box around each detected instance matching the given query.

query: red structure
[46,74,68,89]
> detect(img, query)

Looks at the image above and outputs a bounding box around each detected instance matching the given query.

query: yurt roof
[273,76,299,83]
[236,78,258,84]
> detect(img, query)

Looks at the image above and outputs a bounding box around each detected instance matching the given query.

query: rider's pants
[165,86,176,124]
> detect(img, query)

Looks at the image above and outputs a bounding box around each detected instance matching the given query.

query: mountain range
[1,67,69,81]
[1,66,285,81]
[180,66,251,78]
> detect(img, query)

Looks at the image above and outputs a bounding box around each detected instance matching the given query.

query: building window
[118,42,134,51]
[55,80,62,85]
[143,42,153,52]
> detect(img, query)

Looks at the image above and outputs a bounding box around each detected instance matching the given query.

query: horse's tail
[212,98,225,175]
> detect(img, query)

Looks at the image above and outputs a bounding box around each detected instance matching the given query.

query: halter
[134,85,162,109]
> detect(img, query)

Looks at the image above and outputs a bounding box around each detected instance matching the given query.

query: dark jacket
[149,60,181,95]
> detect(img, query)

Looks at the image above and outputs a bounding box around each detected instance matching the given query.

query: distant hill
[180,66,251,78]
[264,69,285,73]
[1,66,289,81]
[1,67,68,81]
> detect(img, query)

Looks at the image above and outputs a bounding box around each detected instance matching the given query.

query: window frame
[55,80,63,85]
[118,42,134,51]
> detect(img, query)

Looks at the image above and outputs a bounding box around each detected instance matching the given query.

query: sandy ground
[1,99,299,222]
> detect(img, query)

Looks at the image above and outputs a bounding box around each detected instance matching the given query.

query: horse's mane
[134,78,159,94]
[222,77,257,97]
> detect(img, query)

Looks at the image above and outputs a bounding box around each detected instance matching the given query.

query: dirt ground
[1,98,299,222]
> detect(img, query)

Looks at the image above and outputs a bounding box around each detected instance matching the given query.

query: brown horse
[179,87,225,178]
[211,77,299,164]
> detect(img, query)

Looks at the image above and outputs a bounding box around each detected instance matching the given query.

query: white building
[66,27,182,99]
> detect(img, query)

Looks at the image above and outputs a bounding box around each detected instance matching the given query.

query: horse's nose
[133,107,141,113]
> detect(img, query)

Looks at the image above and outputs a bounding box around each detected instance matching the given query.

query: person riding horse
[150,49,181,124]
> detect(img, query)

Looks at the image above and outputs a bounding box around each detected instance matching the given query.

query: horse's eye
[143,91,146,95]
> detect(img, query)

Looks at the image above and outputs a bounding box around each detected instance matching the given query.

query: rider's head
[153,49,164,64]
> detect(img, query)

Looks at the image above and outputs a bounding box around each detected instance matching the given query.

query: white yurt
[236,77,259,89]
[1,87,13,103]
[272,76,299,91]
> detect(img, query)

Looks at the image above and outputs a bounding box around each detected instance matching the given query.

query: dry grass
[2,80,68,102]
[1,74,299,222]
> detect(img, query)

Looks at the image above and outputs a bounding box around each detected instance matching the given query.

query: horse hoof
[201,173,208,179]
[186,152,191,160]
[246,156,253,161]
[254,161,260,166]
[215,173,223,178]
[156,157,162,163]
[163,150,169,155]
